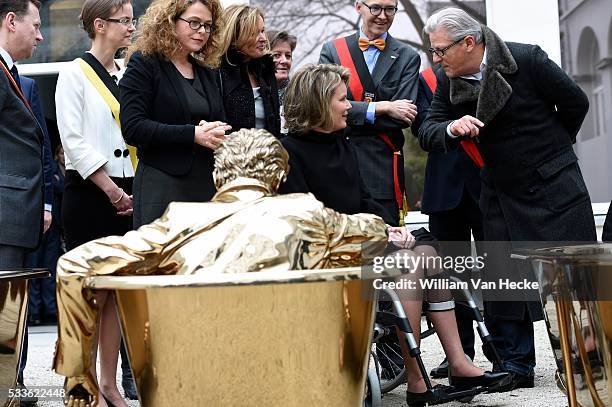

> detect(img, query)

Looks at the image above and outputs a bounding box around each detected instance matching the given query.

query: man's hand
[377,100,417,125]
[43,210,52,233]
[450,115,484,138]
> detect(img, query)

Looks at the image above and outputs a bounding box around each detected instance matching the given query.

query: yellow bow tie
[358,37,386,52]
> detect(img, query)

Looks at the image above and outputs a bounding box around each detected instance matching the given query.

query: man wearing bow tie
[0,0,44,271]
[320,0,420,227]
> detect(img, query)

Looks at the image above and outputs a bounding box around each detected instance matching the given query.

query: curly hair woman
[120,0,231,228]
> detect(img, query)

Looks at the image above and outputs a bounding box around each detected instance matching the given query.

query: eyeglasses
[428,38,463,57]
[177,17,214,33]
[104,17,137,27]
[361,2,398,17]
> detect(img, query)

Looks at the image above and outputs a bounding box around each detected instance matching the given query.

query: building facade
[558,0,612,202]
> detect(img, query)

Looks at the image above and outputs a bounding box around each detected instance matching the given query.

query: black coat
[219,51,281,138]
[419,27,596,320]
[280,130,394,224]
[413,66,481,215]
[120,51,225,177]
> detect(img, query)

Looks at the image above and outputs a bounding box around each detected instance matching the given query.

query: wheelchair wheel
[374,341,407,393]
[364,361,382,407]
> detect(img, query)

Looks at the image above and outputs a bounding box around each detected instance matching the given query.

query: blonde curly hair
[125,0,222,67]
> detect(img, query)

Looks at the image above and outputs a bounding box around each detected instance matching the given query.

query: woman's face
[101,3,135,49]
[239,14,267,60]
[175,1,213,54]
[328,81,351,132]
[271,40,292,84]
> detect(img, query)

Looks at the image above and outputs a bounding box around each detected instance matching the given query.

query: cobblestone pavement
[22,320,566,406]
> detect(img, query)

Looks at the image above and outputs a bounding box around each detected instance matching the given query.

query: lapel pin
[391,55,397,59]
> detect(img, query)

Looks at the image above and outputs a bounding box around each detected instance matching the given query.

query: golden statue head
[213,128,289,191]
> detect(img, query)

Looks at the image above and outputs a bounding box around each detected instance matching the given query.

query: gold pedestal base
[109,277,374,406]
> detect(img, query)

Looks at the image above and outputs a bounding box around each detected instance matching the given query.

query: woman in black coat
[120,0,230,228]
[281,64,507,404]
[217,5,281,138]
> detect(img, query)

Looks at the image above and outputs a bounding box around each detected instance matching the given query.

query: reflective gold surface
[516,244,612,406]
[0,280,27,407]
[54,130,390,404]
[103,277,376,406]
[0,270,49,407]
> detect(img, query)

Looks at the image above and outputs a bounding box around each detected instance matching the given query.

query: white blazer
[55,59,134,179]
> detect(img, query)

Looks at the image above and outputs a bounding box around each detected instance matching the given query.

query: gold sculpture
[53,129,392,405]
[514,244,612,407]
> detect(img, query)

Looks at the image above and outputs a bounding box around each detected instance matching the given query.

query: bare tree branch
[448,0,486,23]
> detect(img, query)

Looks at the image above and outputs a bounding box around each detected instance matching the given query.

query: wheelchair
[364,278,506,406]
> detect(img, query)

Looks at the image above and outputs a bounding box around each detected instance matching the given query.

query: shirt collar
[359,29,388,42]
[0,47,15,69]
[459,46,487,81]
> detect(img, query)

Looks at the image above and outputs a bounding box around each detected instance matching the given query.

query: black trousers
[427,191,483,359]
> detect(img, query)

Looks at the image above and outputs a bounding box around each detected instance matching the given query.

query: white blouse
[55,59,134,179]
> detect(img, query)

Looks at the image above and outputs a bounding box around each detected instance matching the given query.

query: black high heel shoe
[449,371,510,389]
[100,393,117,407]
[406,384,454,407]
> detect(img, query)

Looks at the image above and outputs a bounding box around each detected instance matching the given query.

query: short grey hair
[424,7,483,44]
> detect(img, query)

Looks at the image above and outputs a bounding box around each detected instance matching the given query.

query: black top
[219,50,281,138]
[173,64,211,123]
[119,51,225,177]
[280,130,393,224]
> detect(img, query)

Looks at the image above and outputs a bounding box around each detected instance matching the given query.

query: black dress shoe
[28,314,42,326]
[449,371,510,389]
[488,371,534,392]
[406,384,454,406]
[430,359,449,379]
[42,314,57,325]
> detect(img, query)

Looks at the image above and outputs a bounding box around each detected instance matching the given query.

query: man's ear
[4,12,18,33]
[464,35,477,51]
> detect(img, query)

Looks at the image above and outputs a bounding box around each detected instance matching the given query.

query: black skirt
[62,170,133,251]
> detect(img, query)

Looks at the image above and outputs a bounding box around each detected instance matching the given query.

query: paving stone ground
[23,320,567,406]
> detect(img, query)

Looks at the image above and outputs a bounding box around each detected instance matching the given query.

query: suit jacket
[219,51,281,138]
[419,26,595,243]
[0,60,44,249]
[22,76,53,209]
[120,51,226,176]
[413,67,480,214]
[319,33,420,200]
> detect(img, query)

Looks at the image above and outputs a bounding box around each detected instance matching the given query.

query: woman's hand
[388,226,416,249]
[108,188,133,216]
[195,121,232,150]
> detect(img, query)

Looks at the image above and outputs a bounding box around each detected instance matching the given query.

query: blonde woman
[120,0,230,228]
[280,64,509,406]
[218,5,281,137]
[55,0,136,405]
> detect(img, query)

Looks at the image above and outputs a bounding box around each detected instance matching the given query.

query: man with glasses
[419,8,596,391]
[320,0,420,227]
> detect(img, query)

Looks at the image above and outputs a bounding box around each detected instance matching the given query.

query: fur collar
[449,25,518,125]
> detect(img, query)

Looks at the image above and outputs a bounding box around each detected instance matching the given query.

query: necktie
[10,64,21,90]
[358,37,386,52]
